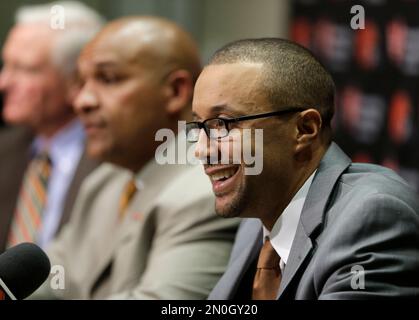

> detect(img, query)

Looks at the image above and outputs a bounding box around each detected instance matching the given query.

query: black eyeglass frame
[186,106,308,142]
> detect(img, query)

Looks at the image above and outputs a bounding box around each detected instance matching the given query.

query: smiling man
[188,38,419,299]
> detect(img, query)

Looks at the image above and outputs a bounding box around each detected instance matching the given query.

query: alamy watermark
[50,5,65,30]
[350,5,365,30]
[350,265,365,290]
[155,121,264,175]
[50,264,65,290]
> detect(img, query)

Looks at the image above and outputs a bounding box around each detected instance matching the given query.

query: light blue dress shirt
[32,120,85,249]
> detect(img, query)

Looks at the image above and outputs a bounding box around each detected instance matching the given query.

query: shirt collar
[263,169,317,265]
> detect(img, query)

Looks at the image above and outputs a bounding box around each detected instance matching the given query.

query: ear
[164,69,194,117]
[295,108,322,153]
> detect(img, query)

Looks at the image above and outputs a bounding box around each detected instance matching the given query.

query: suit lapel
[211,219,262,299]
[278,143,351,298]
[113,136,189,247]
[114,162,183,245]
[277,222,313,297]
[58,149,99,234]
[87,167,129,296]
[90,161,184,295]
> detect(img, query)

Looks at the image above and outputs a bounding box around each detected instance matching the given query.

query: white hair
[15,1,105,77]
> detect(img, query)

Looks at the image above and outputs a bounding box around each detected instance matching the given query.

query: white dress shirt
[33,120,85,249]
[263,170,317,273]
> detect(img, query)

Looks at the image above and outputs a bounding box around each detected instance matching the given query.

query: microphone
[0,243,51,300]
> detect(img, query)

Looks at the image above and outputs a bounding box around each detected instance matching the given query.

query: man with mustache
[31,16,238,299]
[188,38,419,299]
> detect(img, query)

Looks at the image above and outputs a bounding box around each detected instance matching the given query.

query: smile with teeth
[209,167,239,182]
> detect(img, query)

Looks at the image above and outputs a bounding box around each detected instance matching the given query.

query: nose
[194,129,220,164]
[73,82,99,115]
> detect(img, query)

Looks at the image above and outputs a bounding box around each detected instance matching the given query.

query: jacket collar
[278,142,351,297]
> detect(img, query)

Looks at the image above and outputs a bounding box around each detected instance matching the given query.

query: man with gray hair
[0,1,104,252]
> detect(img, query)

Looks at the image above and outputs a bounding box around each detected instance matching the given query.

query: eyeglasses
[186,107,307,142]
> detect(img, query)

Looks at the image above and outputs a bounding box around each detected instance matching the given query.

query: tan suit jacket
[32,158,239,299]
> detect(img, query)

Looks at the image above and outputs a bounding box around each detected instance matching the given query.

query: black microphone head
[0,243,51,299]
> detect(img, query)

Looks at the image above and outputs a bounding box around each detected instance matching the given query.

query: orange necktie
[7,152,51,247]
[252,237,282,300]
[118,179,137,220]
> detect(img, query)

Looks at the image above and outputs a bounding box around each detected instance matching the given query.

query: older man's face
[0,25,70,134]
[192,63,295,219]
[74,32,169,169]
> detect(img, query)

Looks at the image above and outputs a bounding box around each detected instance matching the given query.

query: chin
[3,110,26,125]
[86,144,108,161]
[214,191,246,219]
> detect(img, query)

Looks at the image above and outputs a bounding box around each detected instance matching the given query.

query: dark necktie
[252,237,282,300]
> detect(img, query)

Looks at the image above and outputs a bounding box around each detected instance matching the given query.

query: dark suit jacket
[209,142,419,299]
[0,126,98,252]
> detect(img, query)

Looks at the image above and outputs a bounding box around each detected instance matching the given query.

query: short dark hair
[209,38,336,129]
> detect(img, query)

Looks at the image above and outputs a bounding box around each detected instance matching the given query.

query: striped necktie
[118,179,138,220]
[252,237,282,300]
[7,152,51,247]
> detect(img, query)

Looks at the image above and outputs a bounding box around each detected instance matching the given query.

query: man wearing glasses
[188,38,419,299]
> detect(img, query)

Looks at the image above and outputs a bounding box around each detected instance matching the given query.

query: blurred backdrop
[0,0,290,63]
[0,0,418,192]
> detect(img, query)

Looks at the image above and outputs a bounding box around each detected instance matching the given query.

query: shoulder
[315,162,419,257]
[0,126,32,155]
[77,163,131,198]
[318,163,419,252]
[332,162,418,215]
[310,164,419,297]
[341,162,413,192]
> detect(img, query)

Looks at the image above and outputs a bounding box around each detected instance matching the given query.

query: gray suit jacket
[209,142,419,299]
[0,126,98,252]
[32,159,239,299]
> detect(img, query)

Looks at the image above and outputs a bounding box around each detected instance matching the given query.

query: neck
[117,144,160,174]
[125,159,149,174]
[261,143,328,231]
[110,120,181,173]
